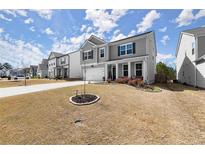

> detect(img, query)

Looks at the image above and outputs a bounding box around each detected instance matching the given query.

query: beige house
[80,32,157,84]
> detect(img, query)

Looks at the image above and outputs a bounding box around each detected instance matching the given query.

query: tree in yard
[3,62,12,70]
[156,62,176,82]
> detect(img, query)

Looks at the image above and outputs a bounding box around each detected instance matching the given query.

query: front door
[64,68,67,78]
[112,66,116,80]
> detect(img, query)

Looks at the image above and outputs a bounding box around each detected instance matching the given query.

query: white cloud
[32,10,53,20]
[0,27,4,33]
[29,26,35,32]
[160,35,170,46]
[157,53,175,63]
[85,9,128,33]
[137,10,160,33]
[80,25,87,32]
[195,9,205,20]
[43,27,54,35]
[0,14,12,21]
[175,9,194,27]
[110,29,126,41]
[128,30,136,37]
[175,9,205,27]
[24,18,34,24]
[0,34,46,68]
[2,10,28,17]
[159,27,167,32]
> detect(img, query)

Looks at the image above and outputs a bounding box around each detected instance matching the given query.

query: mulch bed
[71,94,98,104]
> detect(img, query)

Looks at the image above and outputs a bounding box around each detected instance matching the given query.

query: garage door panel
[84,67,105,81]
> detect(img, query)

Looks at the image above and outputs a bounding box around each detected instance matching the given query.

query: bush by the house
[128,79,138,86]
[115,77,130,84]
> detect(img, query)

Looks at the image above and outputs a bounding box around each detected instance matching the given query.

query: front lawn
[0,83,205,144]
[0,79,67,88]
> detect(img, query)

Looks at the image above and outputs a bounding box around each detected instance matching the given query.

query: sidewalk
[0,81,86,98]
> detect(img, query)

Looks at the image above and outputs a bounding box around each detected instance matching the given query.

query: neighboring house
[176,27,205,88]
[29,65,38,77]
[37,59,48,78]
[48,51,82,79]
[48,52,69,78]
[80,32,157,84]
[10,68,29,78]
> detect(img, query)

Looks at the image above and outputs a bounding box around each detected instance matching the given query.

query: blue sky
[0,9,205,68]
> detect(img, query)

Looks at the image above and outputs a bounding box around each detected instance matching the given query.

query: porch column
[116,63,119,79]
[105,63,108,81]
[143,59,147,83]
[128,61,131,78]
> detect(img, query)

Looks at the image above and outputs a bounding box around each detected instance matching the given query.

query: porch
[105,57,147,82]
[55,67,69,79]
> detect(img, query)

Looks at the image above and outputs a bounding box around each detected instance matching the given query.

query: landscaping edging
[69,93,100,106]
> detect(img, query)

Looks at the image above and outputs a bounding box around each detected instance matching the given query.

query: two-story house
[37,59,48,78]
[80,32,157,84]
[48,52,69,78]
[176,27,205,88]
[29,65,38,77]
[48,51,82,79]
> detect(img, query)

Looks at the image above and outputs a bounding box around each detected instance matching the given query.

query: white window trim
[83,50,93,61]
[122,63,128,77]
[99,47,105,58]
[134,62,143,77]
[119,42,133,56]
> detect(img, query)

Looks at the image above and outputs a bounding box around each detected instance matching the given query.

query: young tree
[156,62,176,82]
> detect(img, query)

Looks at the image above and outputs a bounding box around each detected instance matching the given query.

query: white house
[48,51,82,79]
[80,32,157,84]
[176,27,205,88]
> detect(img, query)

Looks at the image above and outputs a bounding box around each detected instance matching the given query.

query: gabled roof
[80,35,106,49]
[88,35,106,45]
[182,27,205,35]
[48,52,64,59]
[176,27,205,57]
[109,31,153,44]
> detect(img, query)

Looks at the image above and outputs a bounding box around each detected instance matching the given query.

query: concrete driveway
[0,81,86,98]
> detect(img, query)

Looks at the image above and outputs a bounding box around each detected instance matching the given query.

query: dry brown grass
[0,79,67,88]
[0,83,205,144]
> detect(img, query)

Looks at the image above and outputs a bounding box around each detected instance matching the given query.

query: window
[123,64,128,77]
[192,42,195,55]
[119,43,133,56]
[135,63,142,77]
[100,48,105,58]
[127,44,133,54]
[83,50,93,60]
[120,45,126,55]
[61,57,66,64]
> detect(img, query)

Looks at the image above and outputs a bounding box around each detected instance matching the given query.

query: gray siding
[198,36,205,58]
[80,42,97,65]
[109,37,147,61]
[98,46,108,63]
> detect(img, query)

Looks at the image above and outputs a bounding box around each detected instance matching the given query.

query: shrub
[138,79,144,87]
[128,79,138,87]
[115,78,124,84]
[116,77,130,84]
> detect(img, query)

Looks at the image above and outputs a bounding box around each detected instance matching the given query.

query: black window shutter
[133,42,135,54]
[118,46,120,56]
[82,52,85,60]
[91,50,93,59]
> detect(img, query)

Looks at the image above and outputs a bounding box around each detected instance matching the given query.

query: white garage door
[84,67,105,81]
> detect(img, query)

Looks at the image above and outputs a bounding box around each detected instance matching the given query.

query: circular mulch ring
[69,93,100,106]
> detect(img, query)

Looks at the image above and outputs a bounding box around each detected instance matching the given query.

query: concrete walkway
[0,81,87,98]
